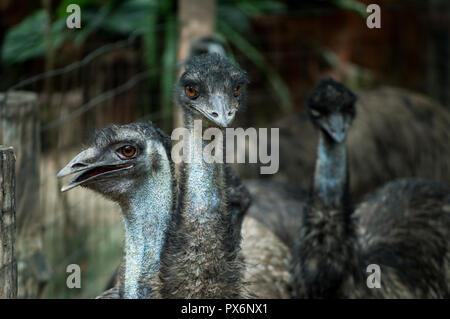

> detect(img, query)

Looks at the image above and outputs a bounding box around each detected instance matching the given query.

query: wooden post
[174,0,216,128]
[0,91,49,298]
[0,146,17,299]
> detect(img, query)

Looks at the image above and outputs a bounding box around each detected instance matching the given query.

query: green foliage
[328,0,367,17]
[96,0,157,35]
[1,0,158,66]
[217,0,285,34]
[1,10,67,65]
[55,0,107,19]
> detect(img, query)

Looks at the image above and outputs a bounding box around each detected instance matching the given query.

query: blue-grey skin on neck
[313,131,347,208]
[182,116,224,224]
[121,142,173,299]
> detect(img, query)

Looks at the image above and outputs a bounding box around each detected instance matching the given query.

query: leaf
[100,0,157,35]
[217,5,252,34]
[328,0,367,17]
[55,0,101,19]
[237,0,285,17]
[2,10,68,66]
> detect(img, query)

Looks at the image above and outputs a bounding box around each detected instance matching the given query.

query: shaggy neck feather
[159,113,241,298]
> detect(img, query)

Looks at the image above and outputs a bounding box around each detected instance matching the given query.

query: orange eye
[185,85,197,98]
[234,85,241,96]
[120,145,136,158]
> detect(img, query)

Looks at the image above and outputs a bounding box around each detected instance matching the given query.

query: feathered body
[241,216,292,298]
[354,178,450,298]
[246,180,305,248]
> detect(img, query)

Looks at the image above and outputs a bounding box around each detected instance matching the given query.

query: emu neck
[313,131,347,208]
[160,113,242,298]
[121,155,172,299]
[182,116,225,223]
[296,130,355,299]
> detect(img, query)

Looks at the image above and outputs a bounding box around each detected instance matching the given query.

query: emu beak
[57,149,133,192]
[206,93,236,127]
[324,113,348,144]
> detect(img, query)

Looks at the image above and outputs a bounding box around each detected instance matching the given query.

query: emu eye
[234,85,242,96]
[185,85,197,98]
[310,109,321,117]
[118,145,136,158]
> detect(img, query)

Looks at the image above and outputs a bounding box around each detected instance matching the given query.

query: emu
[290,78,450,298]
[58,122,175,298]
[158,53,291,298]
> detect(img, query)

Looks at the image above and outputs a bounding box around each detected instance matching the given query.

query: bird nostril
[211,112,219,118]
[228,110,234,116]
[72,163,87,169]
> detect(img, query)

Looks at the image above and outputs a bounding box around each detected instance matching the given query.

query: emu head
[57,122,170,203]
[175,53,248,128]
[307,78,357,144]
